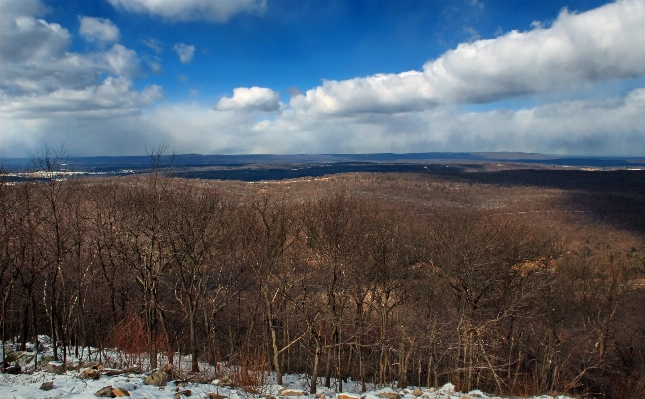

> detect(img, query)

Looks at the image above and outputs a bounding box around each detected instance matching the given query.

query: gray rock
[39,381,54,391]
[95,385,115,397]
[377,392,400,399]
[144,370,168,387]
[47,361,65,374]
[5,364,21,374]
[174,389,192,399]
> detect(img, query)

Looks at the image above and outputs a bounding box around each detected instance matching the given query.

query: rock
[39,381,54,391]
[4,351,19,363]
[218,375,232,386]
[209,393,228,399]
[337,394,361,399]
[174,390,192,399]
[47,361,65,375]
[41,355,55,366]
[144,370,168,387]
[427,388,436,393]
[411,389,423,397]
[5,364,21,374]
[113,387,130,397]
[82,366,102,379]
[95,385,116,397]
[377,392,400,399]
[281,389,305,396]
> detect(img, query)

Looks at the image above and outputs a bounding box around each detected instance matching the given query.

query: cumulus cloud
[173,43,195,64]
[289,0,645,116]
[216,87,282,112]
[421,0,645,104]
[0,0,163,157]
[242,88,645,156]
[79,16,120,43]
[108,0,266,22]
[1,77,162,117]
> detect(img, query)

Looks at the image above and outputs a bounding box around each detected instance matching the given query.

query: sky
[1,0,645,157]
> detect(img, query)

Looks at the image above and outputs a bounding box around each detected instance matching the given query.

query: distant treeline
[1,154,644,399]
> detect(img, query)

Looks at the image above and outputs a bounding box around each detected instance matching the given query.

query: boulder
[5,364,22,374]
[377,392,400,399]
[39,381,54,391]
[113,387,130,397]
[41,355,54,366]
[218,375,232,386]
[81,366,102,379]
[174,390,192,399]
[209,393,228,399]
[411,389,423,397]
[47,361,65,374]
[95,385,116,397]
[3,351,19,363]
[161,363,175,380]
[144,370,168,387]
[337,394,361,399]
[281,389,305,396]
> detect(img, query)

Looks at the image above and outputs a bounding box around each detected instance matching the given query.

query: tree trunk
[310,337,320,394]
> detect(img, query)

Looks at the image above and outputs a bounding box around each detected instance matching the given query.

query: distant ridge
[3,152,645,171]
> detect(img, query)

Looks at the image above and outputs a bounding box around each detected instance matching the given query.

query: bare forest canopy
[1,153,644,398]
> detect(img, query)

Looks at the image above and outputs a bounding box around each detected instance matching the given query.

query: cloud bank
[1,0,644,158]
[289,0,645,116]
[108,0,266,22]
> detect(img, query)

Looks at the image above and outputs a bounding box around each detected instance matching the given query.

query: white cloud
[2,0,645,158]
[108,0,266,22]
[140,37,163,54]
[173,43,195,64]
[1,77,162,117]
[421,0,645,104]
[0,0,163,157]
[216,87,282,112]
[0,0,48,16]
[79,16,120,43]
[238,88,645,156]
[289,0,645,116]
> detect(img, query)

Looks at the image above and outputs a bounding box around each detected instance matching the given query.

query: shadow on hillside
[434,169,645,235]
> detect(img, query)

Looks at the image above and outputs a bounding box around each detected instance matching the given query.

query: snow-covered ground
[1,339,578,399]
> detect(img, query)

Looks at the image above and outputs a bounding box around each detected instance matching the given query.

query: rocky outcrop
[144,370,168,387]
[281,389,305,396]
[376,392,400,399]
[47,361,65,375]
[95,386,115,397]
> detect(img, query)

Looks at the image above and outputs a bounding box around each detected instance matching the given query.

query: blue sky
[1,0,644,157]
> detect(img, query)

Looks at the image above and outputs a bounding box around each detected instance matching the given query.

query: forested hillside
[1,160,644,398]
